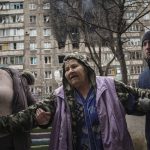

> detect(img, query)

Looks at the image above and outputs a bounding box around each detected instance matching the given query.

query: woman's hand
[35,108,51,125]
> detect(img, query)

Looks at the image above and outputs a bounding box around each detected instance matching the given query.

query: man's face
[143,40,150,60]
[64,59,88,89]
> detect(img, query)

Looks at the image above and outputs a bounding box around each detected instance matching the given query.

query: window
[3,43,9,50]
[9,15,24,23]
[70,27,79,48]
[30,87,35,93]
[30,16,36,23]
[102,53,114,62]
[11,29,17,36]
[130,51,142,60]
[13,43,16,49]
[44,71,52,79]
[143,14,150,20]
[126,12,137,19]
[44,42,51,49]
[0,3,10,10]
[45,86,52,94]
[12,16,16,23]
[30,29,37,36]
[127,38,141,46]
[10,2,23,10]
[9,29,24,36]
[31,71,37,78]
[58,55,65,63]
[44,56,51,64]
[30,43,37,50]
[19,15,24,22]
[130,65,143,75]
[0,57,8,64]
[29,3,37,10]
[43,28,51,36]
[30,57,37,64]
[18,43,24,50]
[127,24,142,32]
[10,56,23,64]
[44,15,49,23]
[43,3,50,9]
[10,42,24,50]
[0,29,9,37]
[0,16,7,24]
[107,68,116,76]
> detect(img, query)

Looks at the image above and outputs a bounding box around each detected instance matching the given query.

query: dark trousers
[0,134,14,150]
[0,133,31,150]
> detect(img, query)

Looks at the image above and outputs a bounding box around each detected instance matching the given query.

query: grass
[31,127,52,133]
[30,145,49,150]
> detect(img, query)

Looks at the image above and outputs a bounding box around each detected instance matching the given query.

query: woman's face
[64,59,89,89]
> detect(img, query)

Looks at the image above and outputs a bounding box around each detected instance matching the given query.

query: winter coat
[138,67,150,150]
[49,77,134,150]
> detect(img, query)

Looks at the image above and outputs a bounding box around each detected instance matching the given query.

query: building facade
[0,0,24,69]
[0,0,149,98]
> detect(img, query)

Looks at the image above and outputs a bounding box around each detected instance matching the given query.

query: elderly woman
[0,53,150,150]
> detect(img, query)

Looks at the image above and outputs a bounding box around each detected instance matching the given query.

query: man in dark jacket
[0,68,36,150]
[138,30,150,150]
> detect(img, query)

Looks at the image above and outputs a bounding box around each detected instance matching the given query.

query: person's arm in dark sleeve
[0,93,56,132]
[35,94,57,129]
[114,80,150,115]
[0,104,38,133]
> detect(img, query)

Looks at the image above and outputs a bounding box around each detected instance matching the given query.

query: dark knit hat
[21,70,35,85]
[142,31,150,46]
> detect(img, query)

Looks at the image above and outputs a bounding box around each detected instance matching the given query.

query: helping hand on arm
[0,94,56,132]
[115,80,150,114]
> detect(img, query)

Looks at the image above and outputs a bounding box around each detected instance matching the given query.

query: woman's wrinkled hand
[35,108,51,125]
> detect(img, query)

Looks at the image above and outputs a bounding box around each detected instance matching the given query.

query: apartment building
[0,1,24,69]
[23,0,89,98]
[0,0,55,98]
[0,0,149,98]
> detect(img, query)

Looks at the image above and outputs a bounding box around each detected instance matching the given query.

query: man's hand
[35,108,51,125]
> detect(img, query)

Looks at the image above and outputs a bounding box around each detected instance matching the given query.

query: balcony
[0,22,24,29]
[0,9,23,15]
[0,36,24,42]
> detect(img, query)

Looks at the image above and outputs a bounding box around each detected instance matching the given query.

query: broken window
[30,16,36,23]
[58,55,65,63]
[43,15,49,23]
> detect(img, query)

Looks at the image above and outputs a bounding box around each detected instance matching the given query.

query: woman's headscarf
[62,53,96,91]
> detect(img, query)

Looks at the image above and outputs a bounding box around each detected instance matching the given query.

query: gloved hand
[138,98,150,112]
